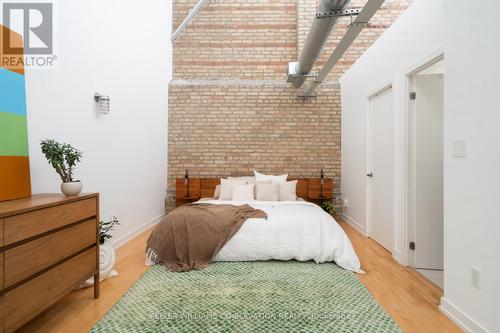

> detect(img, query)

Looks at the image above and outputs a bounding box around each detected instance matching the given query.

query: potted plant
[98,216,120,282]
[320,200,337,216]
[81,217,120,288]
[40,139,83,196]
[99,216,120,245]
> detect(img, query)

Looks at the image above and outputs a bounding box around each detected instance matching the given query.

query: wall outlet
[471,267,481,289]
[343,198,349,208]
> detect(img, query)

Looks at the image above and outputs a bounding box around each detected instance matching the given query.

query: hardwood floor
[341,221,461,333]
[17,219,461,333]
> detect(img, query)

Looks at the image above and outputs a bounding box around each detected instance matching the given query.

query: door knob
[366,172,373,178]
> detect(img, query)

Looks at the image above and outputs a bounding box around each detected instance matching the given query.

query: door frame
[365,82,394,252]
[405,53,444,266]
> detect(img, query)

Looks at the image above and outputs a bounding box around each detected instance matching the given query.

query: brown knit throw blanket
[146,204,267,272]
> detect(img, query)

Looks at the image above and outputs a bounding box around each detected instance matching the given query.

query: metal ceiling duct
[288,0,351,88]
[300,0,386,96]
[171,0,210,42]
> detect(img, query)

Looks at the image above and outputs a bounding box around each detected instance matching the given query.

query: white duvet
[200,199,362,273]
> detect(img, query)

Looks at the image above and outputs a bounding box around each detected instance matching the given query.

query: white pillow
[219,179,247,200]
[228,176,255,183]
[255,183,279,201]
[247,179,271,185]
[213,184,220,199]
[254,170,288,184]
[278,180,297,201]
[232,184,255,201]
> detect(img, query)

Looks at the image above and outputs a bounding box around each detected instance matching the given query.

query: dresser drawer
[4,219,97,288]
[0,296,4,333]
[0,218,4,247]
[4,247,97,333]
[0,219,3,292]
[0,252,4,291]
[3,197,96,245]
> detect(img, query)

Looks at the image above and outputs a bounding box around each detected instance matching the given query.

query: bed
[201,199,362,273]
[149,174,362,273]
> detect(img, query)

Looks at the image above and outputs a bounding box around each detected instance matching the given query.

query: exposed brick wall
[166,81,341,210]
[167,0,409,210]
[173,0,408,81]
[173,0,297,80]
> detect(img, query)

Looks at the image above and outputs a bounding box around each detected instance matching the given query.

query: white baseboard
[112,214,165,249]
[392,251,404,265]
[340,213,366,236]
[439,297,490,333]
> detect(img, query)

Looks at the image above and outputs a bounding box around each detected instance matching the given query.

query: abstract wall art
[0,24,31,201]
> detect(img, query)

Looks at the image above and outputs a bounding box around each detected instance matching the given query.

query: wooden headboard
[176,177,333,206]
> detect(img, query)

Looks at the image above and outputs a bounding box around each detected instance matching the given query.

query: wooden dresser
[0,193,100,333]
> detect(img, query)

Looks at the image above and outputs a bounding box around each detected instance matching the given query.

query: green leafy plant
[320,200,337,216]
[40,139,83,183]
[99,216,120,245]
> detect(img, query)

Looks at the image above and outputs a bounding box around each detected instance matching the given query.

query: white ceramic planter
[80,240,118,288]
[99,240,117,279]
[61,181,82,196]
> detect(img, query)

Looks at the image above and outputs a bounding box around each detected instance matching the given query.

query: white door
[413,74,444,270]
[367,87,394,252]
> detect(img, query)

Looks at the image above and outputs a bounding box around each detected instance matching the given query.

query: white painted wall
[341,0,500,331]
[25,0,172,246]
[440,1,500,332]
[339,0,444,262]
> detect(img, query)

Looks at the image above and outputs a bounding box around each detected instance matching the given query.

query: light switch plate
[452,139,467,158]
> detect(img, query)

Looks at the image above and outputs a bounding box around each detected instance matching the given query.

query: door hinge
[410,92,416,100]
[409,241,416,251]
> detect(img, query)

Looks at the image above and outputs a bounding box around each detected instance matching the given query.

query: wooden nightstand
[175,178,221,207]
[307,178,333,201]
[175,178,201,207]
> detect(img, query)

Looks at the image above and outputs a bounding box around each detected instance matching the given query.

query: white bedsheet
[201,200,362,273]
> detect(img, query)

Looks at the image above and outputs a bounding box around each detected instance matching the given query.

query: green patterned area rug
[90,262,401,333]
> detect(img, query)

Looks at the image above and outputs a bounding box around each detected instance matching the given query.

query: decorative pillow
[213,184,220,199]
[228,176,255,183]
[278,180,297,201]
[232,184,255,201]
[219,179,247,200]
[254,170,288,184]
[247,179,272,185]
[255,183,279,201]
[250,180,271,197]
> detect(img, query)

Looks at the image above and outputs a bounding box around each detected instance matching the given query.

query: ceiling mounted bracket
[286,72,319,83]
[316,8,361,19]
[349,22,369,27]
[286,61,320,83]
[295,73,319,78]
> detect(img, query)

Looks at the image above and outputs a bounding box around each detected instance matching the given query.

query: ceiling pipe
[299,0,386,96]
[171,0,210,42]
[287,0,351,88]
